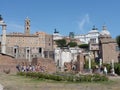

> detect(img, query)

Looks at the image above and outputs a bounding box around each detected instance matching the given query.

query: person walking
[104,66,107,75]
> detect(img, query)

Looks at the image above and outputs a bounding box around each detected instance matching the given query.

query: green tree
[78,44,89,49]
[116,35,120,62]
[116,35,120,49]
[67,42,77,47]
[55,39,67,48]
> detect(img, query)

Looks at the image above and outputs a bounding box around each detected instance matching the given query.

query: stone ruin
[0,52,84,74]
[0,54,57,74]
[31,57,56,73]
[0,53,17,73]
[64,54,85,73]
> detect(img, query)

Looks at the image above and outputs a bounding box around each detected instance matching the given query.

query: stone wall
[31,57,56,73]
[0,53,17,73]
[99,37,119,63]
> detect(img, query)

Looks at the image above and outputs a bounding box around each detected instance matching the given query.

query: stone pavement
[0,84,3,90]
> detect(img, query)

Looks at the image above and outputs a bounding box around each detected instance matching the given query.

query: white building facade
[75,26,100,44]
[53,29,63,40]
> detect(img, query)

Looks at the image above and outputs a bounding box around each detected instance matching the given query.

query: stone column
[88,57,91,70]
[42,48,44,58]
[77,54,84,73]
[48,49,49,58]
[25,49,27,59]
[88,53,91,70]
[1,24,7,54]
[99,58,102,68]
[111,59,115,74]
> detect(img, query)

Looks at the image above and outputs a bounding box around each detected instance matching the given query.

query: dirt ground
[0,73,120,90]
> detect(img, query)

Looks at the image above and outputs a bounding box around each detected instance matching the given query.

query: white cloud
[78,14,90,33]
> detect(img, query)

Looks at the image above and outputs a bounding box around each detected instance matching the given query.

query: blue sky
[0,0,120,38]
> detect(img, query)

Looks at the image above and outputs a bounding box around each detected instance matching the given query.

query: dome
[100,25,110,36]
[88,26,99,34]
[101,30,110,35]
[0,15,3,21]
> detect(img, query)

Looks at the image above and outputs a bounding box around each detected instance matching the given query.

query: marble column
[1,24,7,54]
[88,53,91,70]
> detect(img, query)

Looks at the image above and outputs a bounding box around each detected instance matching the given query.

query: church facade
[0,17,54,61]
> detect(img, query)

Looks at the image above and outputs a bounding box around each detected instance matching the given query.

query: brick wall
[32,57,56,73]
[0,53,17,73]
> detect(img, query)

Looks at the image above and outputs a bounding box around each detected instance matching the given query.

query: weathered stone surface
[32,57,56,73]
[76,54,85,73]
[64,54,85,73]
[0,53,17,73]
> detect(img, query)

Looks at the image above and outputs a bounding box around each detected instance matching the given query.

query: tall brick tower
[24,17,30,35]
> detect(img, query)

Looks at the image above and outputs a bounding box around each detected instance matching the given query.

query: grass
[0,73,120,90]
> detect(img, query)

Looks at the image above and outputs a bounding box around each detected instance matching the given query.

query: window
[39,47,42,53]
[90,38,96,43]
[27,27,29,30]
[31,55,33,57]
[14,49,16,53]
[27,22,29,25]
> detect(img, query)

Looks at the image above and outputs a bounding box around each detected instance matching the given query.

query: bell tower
[24,17,30,35]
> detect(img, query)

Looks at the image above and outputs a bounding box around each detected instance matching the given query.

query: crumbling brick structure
[0,53,17,73]
[31,57,56,73]
[64,54,85,73]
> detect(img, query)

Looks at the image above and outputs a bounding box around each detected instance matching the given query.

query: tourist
[103,66,107,75]
[16,64,20,72]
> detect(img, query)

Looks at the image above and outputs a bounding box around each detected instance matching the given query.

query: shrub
[17,72,108,82]
[114,63,120,75]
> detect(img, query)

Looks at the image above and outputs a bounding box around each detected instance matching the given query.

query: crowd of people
[16,63,46,72]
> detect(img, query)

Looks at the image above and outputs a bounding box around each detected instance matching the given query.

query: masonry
[0,17,54,61]
[99,35,119,63]
[31,57,56,73]
[0,53,17,73]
